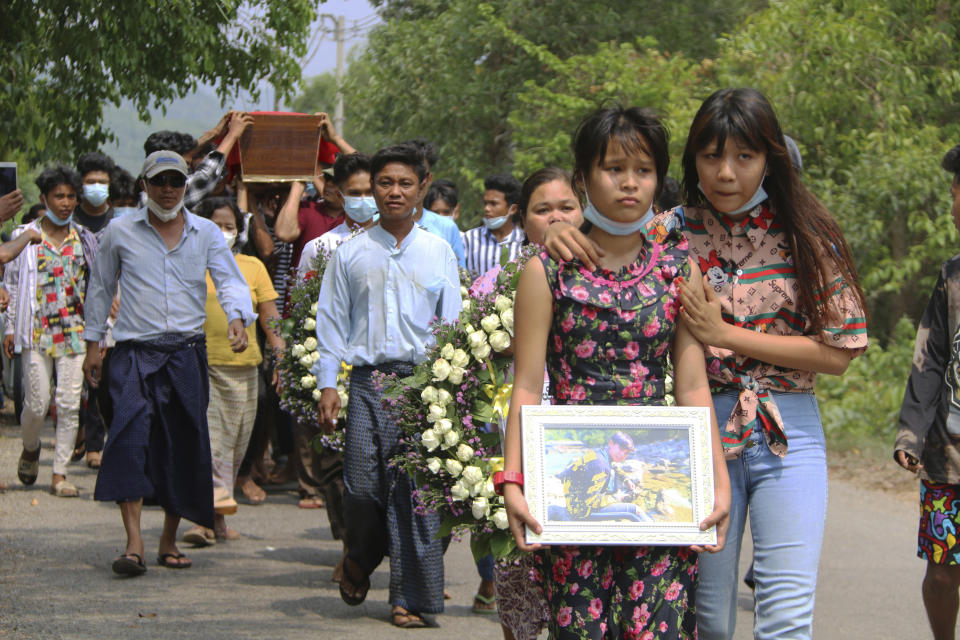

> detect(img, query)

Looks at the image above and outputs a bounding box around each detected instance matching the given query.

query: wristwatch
[493,470,524,496]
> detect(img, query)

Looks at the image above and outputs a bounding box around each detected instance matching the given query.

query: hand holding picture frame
[522,404,716,546]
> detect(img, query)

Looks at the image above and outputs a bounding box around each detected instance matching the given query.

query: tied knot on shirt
[720,374,787,459]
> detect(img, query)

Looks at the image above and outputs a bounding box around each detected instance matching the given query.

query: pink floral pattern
[539,223,688,406]
[535,216,696,639]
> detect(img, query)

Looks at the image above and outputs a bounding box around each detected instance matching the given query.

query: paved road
[0,419,932,639]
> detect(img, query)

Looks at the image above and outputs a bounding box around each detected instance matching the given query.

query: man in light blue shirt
[82,150,255,577]
[315,143,460,626]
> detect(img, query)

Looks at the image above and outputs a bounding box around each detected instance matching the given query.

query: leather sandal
[51,479,79,497]
[17,449,39,485]
[339,556,370,606]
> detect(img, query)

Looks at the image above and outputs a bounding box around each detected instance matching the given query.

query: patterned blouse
[679,203,868,456]
[539,215,689,406]
[33,229,87,358]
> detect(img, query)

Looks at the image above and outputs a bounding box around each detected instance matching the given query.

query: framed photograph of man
[521,404,716,546]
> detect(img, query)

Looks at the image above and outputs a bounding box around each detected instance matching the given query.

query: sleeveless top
[539,215,689,406]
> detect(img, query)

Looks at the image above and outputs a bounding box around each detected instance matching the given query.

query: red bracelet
[493,471,524,496]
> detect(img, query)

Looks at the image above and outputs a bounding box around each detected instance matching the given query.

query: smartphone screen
[0,163,17,198]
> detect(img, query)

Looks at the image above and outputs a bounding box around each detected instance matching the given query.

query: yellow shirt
[204,254,277,367]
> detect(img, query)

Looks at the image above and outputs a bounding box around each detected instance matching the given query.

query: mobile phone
[0,162,17,198]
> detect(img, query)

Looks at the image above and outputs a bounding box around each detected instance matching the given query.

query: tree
[1,0,322,164]
[347,0,764,225]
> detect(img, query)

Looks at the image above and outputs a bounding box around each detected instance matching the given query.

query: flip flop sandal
[112,553,147,576]
[392,608,427,629]
[183,526,216,547]
[339,557,370,606]
[157,552,192,569]
[17,452,39,486]
[298,496,325,509]
[51,479,79,497]
[471,592,497,614]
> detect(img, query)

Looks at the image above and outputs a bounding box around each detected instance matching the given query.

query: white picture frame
[522,404,716,546]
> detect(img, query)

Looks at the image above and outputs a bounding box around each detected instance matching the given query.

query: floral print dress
[534,215,697,639]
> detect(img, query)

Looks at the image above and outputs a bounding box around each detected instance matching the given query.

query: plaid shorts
[919,480,960,565]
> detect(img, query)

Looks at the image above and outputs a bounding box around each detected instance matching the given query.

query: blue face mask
[698,181,768,216]
[342,195,379,224]
[82,183,109,207]
[45,208,72,226]
[304,182,318,199]
[483,214,510,231]
[112,206,138,218]
[581,190,653,236]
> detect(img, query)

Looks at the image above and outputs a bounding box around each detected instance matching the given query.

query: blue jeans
[697,391,827,640]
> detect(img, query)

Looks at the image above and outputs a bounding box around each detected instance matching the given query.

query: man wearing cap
[82,150,256,576]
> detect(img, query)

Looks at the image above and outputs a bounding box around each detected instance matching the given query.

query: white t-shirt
[295,222,355,279]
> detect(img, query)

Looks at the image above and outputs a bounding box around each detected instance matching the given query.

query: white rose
[462,298,473,313]
[471,496,490,520]
[500,308,514,337]
[309,302,318,315]
[445,458,463,477]
[310,351,321,362]
[461,465,484,487]
[471,343,491,360]
[480,314,501,333]
[448,367,465,385]
[437,388,453,406]
[464,323,476,334]
[479,479,496,498]
[291,344,306,358]
[303,337,318,352]
[300,375,316,389]
[312,388,322,401]
[450,479,470,501]
[337,388,348,405]
[432,358,452,382]
[456,444,475,462]
[467,329,487,350]
[299,355,314,369]
[443,429,459,448]
[495,294,513,313]
[426,403,446,423]
[426,457,442,474]
[435,418,453,434]
[421,428,440,452]
[450,348,470,369]
[421,386,440,404]
[460,286,470,298]
[488,330,511,352]
[303,317,317,331]
[491,509,509,530]
[441,343,455,360]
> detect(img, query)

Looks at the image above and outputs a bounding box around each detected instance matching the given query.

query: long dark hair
[681,88,866,332]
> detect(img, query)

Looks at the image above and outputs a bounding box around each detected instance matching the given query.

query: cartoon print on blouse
[698,249,732,289]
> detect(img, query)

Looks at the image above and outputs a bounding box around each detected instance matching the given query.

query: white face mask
[112,206,138,218]
[342,195,379,224]
[484,214,510,231]
[83,183,110,207]
[146,195,183,222]
[222,230,237,250]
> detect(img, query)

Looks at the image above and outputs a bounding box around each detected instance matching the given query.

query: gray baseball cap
[142,150,189,179]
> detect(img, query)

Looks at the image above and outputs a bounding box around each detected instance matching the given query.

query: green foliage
[1,0,322,165]
[816,316,917,447]
[343,0,764,225]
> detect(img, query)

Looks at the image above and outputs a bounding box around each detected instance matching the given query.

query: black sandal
[112,553,147,576]
[338,556,370,606]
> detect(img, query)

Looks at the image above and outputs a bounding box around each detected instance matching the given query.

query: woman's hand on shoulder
[678,268,729,349]
[503,483,543,552]
[543,221,604,271]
